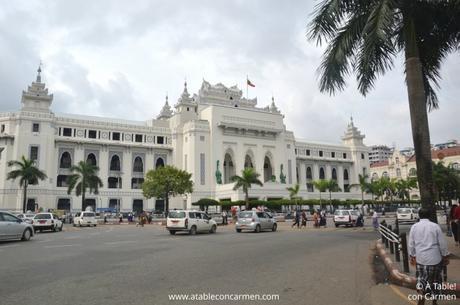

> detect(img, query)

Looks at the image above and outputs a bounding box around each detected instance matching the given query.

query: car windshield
[334,210,348,216]
[168,211,186,218]
[398,209,411,213]
[35,214,51,219]
[25,214,35,218]
[239,212,253,218]
[350,210,359,215]
[83,213,95,217]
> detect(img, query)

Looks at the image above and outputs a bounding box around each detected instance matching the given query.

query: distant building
[369,145,393,164]
[433,140,458,150]
[399,147,415,157]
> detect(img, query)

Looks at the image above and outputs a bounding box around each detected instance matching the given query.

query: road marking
[44,244,80,249]
[389,284,416,305]
[0,244,20,249]
[104,240,138,245]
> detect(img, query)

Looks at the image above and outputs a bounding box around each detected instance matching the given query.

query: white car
[73,211,97,227]
[0,212,35,241]
[166,210,217,235]
[333,209,359,227]
[397,208,419,223]
[16,213,36,224]
[32,213,63,232]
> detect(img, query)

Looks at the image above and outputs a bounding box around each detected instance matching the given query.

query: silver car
[235,211,277,233]
[0,211,35,241]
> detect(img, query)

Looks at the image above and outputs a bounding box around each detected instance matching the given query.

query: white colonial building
[0,69,371,213]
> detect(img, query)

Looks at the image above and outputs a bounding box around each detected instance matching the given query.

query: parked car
[0,212,35,241]
[16,213,36,224]
[396,208,419,223]
[166,210,217,235]
[32,213,63,232]
[73,211,97,227]
[333,210,359,227]
[235,210,277,233]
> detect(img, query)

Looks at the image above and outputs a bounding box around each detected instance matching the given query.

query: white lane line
[44,244,80,249]
[0,244,21,249]
[104,240,138,245]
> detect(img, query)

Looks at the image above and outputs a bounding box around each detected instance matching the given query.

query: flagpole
[246,75,248,100]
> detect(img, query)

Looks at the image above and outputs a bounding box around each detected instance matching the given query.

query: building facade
[369,145,393,164]
[0,71,370,213]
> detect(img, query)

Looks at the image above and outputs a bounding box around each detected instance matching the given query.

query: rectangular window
[287,144,291,149]
[343,153,347,159]
[295,149,298,155]
[112,132,120,141]
[200,135,205,142]
[157,136,164,144]
[184,154,187,171]
[63,128,72,137]
[200,153,205,185]
[319,150,323,157]
[88,130,97,139]
[361,153,365,160]
[331,152,335,158]
[0,125,5,133]
[30,146,39,161]
[306,149,310,156]
[363,167,367,176]
[135,134,143,143]
[32,123,40,133]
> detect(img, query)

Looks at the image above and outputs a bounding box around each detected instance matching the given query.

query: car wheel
[236,229,242,233]
[255,225,261,233]
[169,230,176,235]
[22,228,32,241]
[189,225,197,235]
[209,225,217,234]
[272,223,277,232]
[335,224,339,228]
[73,223,76,227]
[59,224,63,231]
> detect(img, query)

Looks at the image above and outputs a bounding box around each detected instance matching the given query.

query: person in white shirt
[408,208,449,305]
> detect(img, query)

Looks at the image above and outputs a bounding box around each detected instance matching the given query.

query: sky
[0,0,458,148]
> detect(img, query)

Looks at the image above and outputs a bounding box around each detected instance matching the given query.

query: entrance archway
[263,156,273,182]
[223,153,235,184]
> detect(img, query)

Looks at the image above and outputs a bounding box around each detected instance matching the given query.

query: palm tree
[67,161,103,211]
[326,179,341,212]
[231,168,263,210]
[308,1,460,222]
[287,183,301,209]
[395,178,418,204]
[433,161,460,206]
[7,156,47,213]
[350,174,369,207]
[313,179,329,209]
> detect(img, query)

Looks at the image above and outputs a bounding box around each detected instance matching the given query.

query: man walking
[408,208,449,305]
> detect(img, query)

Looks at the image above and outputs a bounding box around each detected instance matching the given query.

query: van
[73,211,97,227]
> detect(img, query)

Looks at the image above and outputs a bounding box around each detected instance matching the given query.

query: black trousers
[452,221,459,242]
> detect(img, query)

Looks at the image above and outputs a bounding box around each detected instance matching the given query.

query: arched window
[396,168,401,177]
[306,167,312,180]
[223,153,235,184]
[133,157,144,173]
[409,168,417,176]
[451,163,459,170]
[383,171,389,178]
[60,152,72,169]
[110,155,121,171]
[344,169,349,181]
[155,157,165,169]
[331,168,337,180]
[319,167,325,179]
[263,156,273,182]
[86,153,97,166]
[244,154,254,169]
[372,173,379,181]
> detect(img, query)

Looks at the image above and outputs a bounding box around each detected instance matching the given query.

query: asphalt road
[0,223,407,305]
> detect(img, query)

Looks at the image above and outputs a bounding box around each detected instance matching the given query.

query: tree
[433,162,460,206]
[308,0,460,222]
[326,179,341,211]
[313,179,329,209]
[67,161,103,211]
[287,183,301,209]
[7,156,47,213]
[231,168,263,210]
[143,165,193,214]
[351,174,369,207]
[395,178,418,203]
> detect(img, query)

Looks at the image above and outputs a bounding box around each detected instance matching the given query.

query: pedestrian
[319,210,327,227]
[301,210,307,228]
[148,212,152,225]
[409,208,449,305]
[104,213,107,224]
[313,211,319,228]
[451,203,460,247]
[291,210,300,229]
[372,211,379,231]
[119,213,123,223]
[382,207,385,216]
[222,210,227,225]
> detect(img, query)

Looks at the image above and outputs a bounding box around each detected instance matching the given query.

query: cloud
[0,0,458,148]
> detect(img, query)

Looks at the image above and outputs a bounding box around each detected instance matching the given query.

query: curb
[375,240,460,297]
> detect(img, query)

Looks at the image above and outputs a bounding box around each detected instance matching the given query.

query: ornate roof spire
[157,93,173,120]
[36,62,42,83]
[269,96,280,114]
